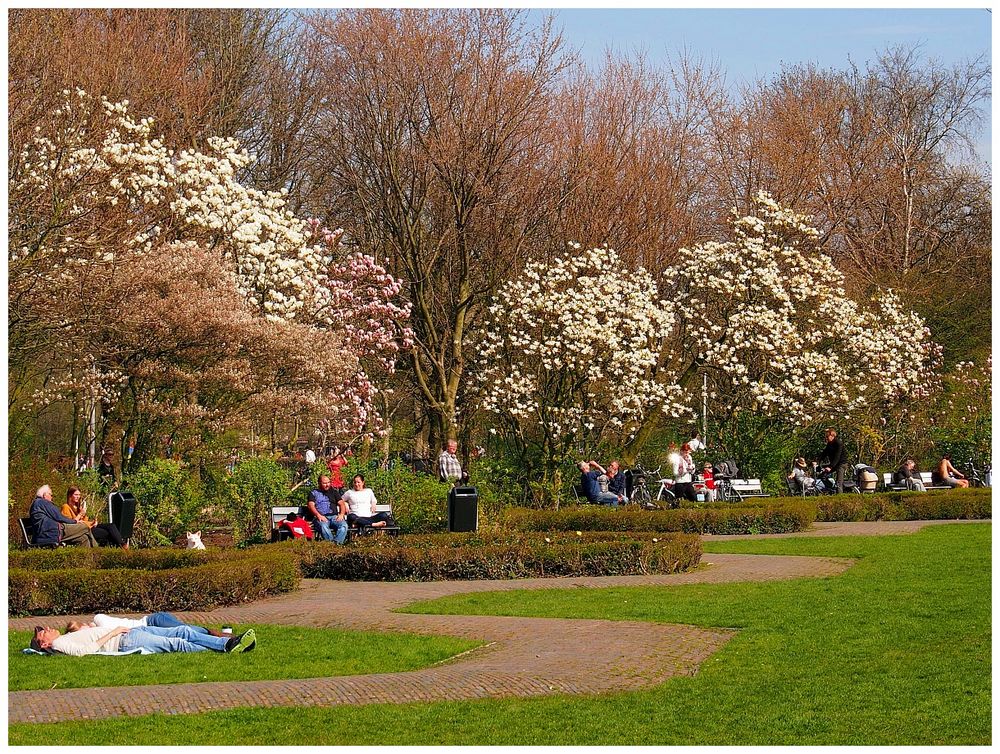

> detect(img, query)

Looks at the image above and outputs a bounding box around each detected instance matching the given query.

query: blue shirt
[308,489,336,516]
[580,470,603,501]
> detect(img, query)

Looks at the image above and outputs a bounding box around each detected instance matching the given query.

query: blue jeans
[118,625,229,653]
[145,612,208,634]
[592,492,620,507]
[315,515,348,544]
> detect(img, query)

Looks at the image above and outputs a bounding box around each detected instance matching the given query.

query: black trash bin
[108,491,137,541]
[447,486,479,532]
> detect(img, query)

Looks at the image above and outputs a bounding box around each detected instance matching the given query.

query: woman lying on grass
[31,624,256,656]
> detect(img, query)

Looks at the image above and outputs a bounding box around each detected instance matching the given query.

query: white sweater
[51,625,122,656]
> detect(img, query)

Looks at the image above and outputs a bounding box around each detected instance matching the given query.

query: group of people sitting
[576,435,717,506]
[28,485,127,549]
[787,428,972,495]
[30,612,256,656]
[305,472,396,544]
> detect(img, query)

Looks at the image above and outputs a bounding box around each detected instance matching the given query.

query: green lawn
[9,524,990,745]
[9,623,479,691]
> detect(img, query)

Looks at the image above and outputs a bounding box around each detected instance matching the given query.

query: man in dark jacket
[818,428,850,494]
[28,485,97,547]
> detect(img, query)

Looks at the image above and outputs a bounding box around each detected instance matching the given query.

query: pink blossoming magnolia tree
[10,92,411,461]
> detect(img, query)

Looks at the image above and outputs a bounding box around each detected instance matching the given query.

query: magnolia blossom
[12,92,411,442]
[666,192,938,424]
[477,245,687,456]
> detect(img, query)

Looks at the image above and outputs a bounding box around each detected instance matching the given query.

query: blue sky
[531,8,992,162]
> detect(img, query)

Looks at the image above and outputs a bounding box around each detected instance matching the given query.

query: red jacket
[278,516,314,540]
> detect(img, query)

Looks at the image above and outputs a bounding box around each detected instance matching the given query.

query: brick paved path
[8,519,986,724]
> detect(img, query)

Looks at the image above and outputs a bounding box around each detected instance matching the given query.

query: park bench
[18,516,64,548]
[347,503,401,539]
[270,505,311,542]
[881,471,951,492]
[729,478,769,499]
[270,503,401,541]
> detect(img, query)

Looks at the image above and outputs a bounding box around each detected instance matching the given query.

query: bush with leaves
[224,458,292,547]
[123,459,202,547]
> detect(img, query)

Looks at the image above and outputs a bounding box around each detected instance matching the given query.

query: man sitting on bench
[307,475,349,544]
[341,474,395,530]
[578,461,622,507]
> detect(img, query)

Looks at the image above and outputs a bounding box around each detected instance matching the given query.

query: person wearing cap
[28,485,98,547]
[31,623,256,656]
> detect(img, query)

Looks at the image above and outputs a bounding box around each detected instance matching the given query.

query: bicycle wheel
[633,482,650,507]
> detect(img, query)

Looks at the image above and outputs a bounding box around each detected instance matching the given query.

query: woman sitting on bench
[62,486,127,549]
[341,474,395,530]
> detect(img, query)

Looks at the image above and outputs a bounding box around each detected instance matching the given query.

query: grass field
[8,523,990,745]
[9,623,478,691]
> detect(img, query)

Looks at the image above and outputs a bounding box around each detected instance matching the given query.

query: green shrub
[285,531,702,581]
[9,547,239,572]
[225,458,292,547]
[503,500,816,535]
[123,459,202,547]
[8,549,299,616]
[815,488,991,522]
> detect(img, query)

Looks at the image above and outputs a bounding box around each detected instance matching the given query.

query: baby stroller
[712,459,741,503]
[813,462,861,495]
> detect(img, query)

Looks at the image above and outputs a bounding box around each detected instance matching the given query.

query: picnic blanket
[22,647,152,656]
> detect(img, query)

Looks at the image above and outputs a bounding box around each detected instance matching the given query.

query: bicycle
[628,465,675,509]
[964,458,991,488]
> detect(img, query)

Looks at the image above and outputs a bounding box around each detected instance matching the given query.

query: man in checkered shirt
[437,439,463,484]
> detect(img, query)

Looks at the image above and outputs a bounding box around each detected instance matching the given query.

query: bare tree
[309,8,570,450]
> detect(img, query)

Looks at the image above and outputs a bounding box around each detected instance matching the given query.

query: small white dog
[185,531,206,550]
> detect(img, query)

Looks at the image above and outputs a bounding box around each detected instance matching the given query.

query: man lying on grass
[31,624,256,656]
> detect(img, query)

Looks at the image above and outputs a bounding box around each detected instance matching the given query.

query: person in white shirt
[66,612,225,637]
[31,623,255,655]
[304,447,317,464]
[670,443,698,502]
[340,474,395,530]
[687,431,706,453]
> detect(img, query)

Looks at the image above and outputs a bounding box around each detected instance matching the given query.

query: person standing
[326,446,349,501]
[670,443,698,502]
[97,450,117,490]
[28,485,98,547]
[437,440,463,485]
[818,428,850,495]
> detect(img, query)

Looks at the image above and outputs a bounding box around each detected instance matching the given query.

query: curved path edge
[9,519,987,723]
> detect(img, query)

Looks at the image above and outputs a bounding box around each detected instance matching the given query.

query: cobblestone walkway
[8,519,985,724]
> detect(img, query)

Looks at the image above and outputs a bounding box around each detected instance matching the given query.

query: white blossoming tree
[652,192,939,467]
[10,91,411,460]
[476,245,687,505]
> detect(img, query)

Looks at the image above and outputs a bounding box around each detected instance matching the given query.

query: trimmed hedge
[815,488,991,522]
[503,501,816,535]
[9,549,300,617]
[284,531,702,581]
[9,547,232,573]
